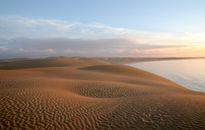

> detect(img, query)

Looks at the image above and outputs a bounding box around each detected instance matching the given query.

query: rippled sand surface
[1,58,205,129]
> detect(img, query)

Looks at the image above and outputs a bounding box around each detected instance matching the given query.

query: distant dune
[1,57,205,129]
[0,57,109,70]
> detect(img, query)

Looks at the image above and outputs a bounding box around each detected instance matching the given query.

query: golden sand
[0,58,205,129]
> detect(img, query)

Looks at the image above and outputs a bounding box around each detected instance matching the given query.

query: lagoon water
[128,59,205,92]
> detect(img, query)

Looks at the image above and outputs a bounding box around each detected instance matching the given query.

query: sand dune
[1,58,205,129]
[0,57,109,70]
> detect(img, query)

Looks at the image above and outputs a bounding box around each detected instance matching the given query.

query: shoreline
[99,57,205,64]
[126,60,205,94]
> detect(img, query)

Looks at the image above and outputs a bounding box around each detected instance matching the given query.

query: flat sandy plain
[1,57,205,129]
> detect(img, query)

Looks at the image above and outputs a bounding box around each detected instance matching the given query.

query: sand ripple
[1,64,205,129]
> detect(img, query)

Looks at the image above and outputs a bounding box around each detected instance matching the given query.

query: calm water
[128,59,205,92]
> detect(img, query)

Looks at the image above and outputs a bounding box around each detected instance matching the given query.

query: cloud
[1,16,134,39]
[0,16,205,58]
[18,48,25,52]
[1,16,205,44]
[0,37,192,59]
[0,47,7,52]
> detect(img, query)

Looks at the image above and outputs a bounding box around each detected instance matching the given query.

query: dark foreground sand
[0,58,205,129]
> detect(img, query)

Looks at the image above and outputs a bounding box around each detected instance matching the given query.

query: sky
[0,0,205,58]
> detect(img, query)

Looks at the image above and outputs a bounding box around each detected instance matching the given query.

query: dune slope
[1,58,205,129]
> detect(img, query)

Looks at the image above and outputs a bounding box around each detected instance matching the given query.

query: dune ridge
[1,58,205,129]
[0,57,109,70]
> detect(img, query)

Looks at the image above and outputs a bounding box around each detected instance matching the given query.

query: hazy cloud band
[0,16,205,58]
